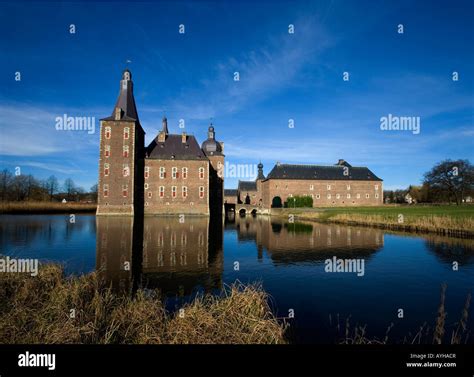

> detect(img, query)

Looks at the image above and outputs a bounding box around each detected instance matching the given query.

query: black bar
[1,344,473,377]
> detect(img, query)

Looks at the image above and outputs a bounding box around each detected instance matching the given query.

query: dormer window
[115,108,122,120]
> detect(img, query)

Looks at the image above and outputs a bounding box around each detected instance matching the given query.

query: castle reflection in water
[95,215,384,295]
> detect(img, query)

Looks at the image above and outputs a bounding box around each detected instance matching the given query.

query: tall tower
[97,69,145,216]
[201,124,224,216]
[255,162,265,207]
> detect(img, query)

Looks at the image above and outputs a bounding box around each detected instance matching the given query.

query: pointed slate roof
[101,69,139,121]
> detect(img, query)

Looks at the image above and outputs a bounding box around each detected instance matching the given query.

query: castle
[97,70,383,216]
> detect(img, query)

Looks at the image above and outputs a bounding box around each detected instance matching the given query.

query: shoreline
[268,206,474,240]
[0,202,97,214]
[291,215,474,239]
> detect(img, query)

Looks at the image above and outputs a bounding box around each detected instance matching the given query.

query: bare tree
[424,159,474,205]
[63,178,76,201]
[0,169,12,201]
[46,175,59,201]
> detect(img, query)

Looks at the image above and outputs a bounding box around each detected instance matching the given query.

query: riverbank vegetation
[334,284,471,344]
[0,201,96,214]
[0,264,287,344]
[275,205,474,238]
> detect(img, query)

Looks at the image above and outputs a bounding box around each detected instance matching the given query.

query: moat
[1,214,473,343]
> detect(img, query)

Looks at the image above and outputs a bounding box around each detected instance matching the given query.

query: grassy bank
[274,205,474,238]
[0,264,286,344]
[0,201,97,214]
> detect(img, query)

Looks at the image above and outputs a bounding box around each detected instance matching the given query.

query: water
[1,214,473,344]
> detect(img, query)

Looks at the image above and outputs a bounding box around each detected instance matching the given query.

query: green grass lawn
[278,205,474,220]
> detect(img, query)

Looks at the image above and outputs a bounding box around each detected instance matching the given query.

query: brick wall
[97,120,143,216]
[144,159,210,215]
[261,179,383,207]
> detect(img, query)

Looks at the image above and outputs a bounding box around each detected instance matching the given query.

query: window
[122,184,128,197]
[148,191,152,198]
[123,145,129,158]
[375,185,379,191]
[357,193,361,199]
[105,127,111,139]
[104,163,110,176]
[123,127,130,140]
[144,183,148,189]
[310,184,314,191]
[199,167,205,179]
[105,145,110,157]
[103,184,109,197]
[366,193,370,199]
[347,185,351,190]
[172,167,178,179]
[199,186,205,198]
[336,194,340,199]
[316,194,320,199]
[347,193,351,199]
[327,194,331,199]
[145,166,149,179]
[159,167,166,179]
[375,194,379,199]
[159,186,164,198]
[327,184,331,190]
[182,167,188,179]
[182,186,187,198]
[123,164,129,177]
[172,186,177,198]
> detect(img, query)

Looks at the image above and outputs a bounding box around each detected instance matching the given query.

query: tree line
[0,169,98,203]
[383,159,474,205]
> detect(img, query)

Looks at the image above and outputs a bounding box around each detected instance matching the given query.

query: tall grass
[334,284,471,344]
[0,264,287,344]
[284,210,474,238]
[0,201,97,214]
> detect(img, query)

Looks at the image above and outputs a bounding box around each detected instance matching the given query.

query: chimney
[182,132,187,143]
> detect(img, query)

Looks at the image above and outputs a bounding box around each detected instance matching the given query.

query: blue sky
[1,0,473,190]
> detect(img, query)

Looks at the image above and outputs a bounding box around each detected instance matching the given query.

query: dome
[201,139,222,153]
[258,162,263,169]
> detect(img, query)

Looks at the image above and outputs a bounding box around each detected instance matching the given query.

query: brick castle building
[228,160,383,209]
[97,70,382,216]
[97,69,223,216]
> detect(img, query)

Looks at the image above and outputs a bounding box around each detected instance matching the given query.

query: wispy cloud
[0,103,104,157]
[164,15,333,120]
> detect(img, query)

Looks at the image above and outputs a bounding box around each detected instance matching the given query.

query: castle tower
[256,162,265,207]
[201,123,224,216]
[97,69,145,216]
